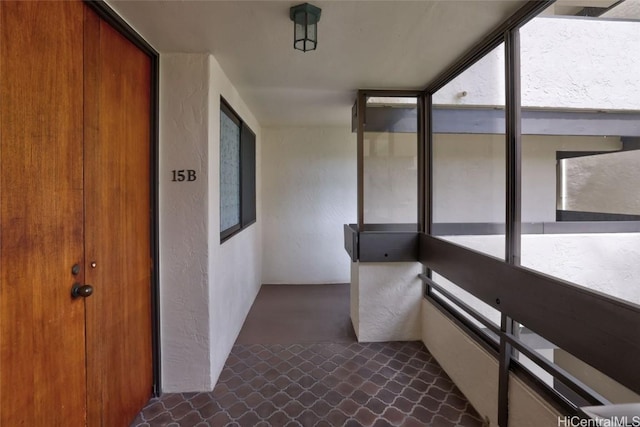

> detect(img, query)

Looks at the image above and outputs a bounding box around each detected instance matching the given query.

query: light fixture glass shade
[290,3,321,52]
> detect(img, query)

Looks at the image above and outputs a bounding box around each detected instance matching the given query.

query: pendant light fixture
[289,3,322,52]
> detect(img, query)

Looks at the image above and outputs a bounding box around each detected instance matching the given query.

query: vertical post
[424,92,433,237]
[498,314,514,427]
[417,93,425,233]
[357,91,366,230]
[423,93,434,290]
[499,28,522,427]
[505,31,522,268]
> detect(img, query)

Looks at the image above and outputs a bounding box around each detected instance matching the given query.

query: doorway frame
[84,0,161,396]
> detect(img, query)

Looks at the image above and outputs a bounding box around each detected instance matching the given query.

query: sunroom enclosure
[346,1,640,424]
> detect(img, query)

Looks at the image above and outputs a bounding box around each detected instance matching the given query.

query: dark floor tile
[411,404,436,423]
[298,390,319,407]
[353,407,377,427]
[206,411,232,427]
[337,398,361,417]
[266,410,291,425]
[365,397,387,415]
[132,285,485,427]
[322,389,345,406]
[175,411,204,426]
[255,400,277,418]
[237,411,261,426]
[308,399,332,417]
[197,400,222,419]
[283,400,306,418]
[325,409,349,426]
[159,394,185,410]
[146,412,174,425]
[381,406,406,425]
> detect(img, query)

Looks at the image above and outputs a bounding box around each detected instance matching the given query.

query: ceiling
[107,0,529,127]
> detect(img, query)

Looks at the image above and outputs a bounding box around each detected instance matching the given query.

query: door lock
[71,283,94,298]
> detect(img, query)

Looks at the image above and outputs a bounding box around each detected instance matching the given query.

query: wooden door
[83,8,153,426]
[1,2,153,426]
[0,2,87,426]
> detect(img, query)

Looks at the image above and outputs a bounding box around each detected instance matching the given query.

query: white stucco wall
[522,135,620,221]
[522,233,640,305]
[352,262,423,342]
[434,17,640,111]
[433,134,620,224]
[207,55,263,390]
[435,232,640,323]
[160,54,211,392]
[564,149,640,215]
[261,126,356,284]
[160,54,262,392]
[520,17,640,111]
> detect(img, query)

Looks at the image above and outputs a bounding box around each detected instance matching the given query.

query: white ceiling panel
[107,0,529,126]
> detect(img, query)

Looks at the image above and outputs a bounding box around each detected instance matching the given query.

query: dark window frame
[418,0,640,423]
[220,98,256,243]
[352,0,640,423]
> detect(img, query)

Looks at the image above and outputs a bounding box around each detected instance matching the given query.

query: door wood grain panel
[0,2,86,426]
[84,10,153,426]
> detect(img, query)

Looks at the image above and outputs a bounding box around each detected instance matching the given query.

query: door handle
[71,283,94,298]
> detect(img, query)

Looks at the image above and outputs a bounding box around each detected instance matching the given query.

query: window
[220,98,256,242]
[430,43,506,330]
[362,96,418,228]
[422,0,640,416]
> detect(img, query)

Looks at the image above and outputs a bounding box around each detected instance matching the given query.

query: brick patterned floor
[131,341,484,426]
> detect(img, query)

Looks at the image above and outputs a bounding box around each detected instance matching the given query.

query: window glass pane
[520,6,640,306]
[429,44,505,329]
[431,273,501,331]
[363,96,418,228]
[432,44,506,258]
[517,3,640,404]
[220,109,240,233]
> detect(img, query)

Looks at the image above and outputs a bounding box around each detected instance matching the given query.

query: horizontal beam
[433,220,640,236]
[357,106,640,137]
[358,232,419,262]
[419,233,640,395]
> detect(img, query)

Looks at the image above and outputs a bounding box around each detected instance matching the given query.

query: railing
[420,274,611,410]
[418,233,640,412]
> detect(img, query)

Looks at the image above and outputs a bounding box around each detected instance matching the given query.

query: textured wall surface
[433,134,620,224]
[262,126,356,284]
[207,54,263,390]
[160,54,211,392]
[159,54,262,392]
[520,18,640,111]
[564,150,640,216]
[353,262,423,342]
[433,17,640,111]
[522,233,640,305]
